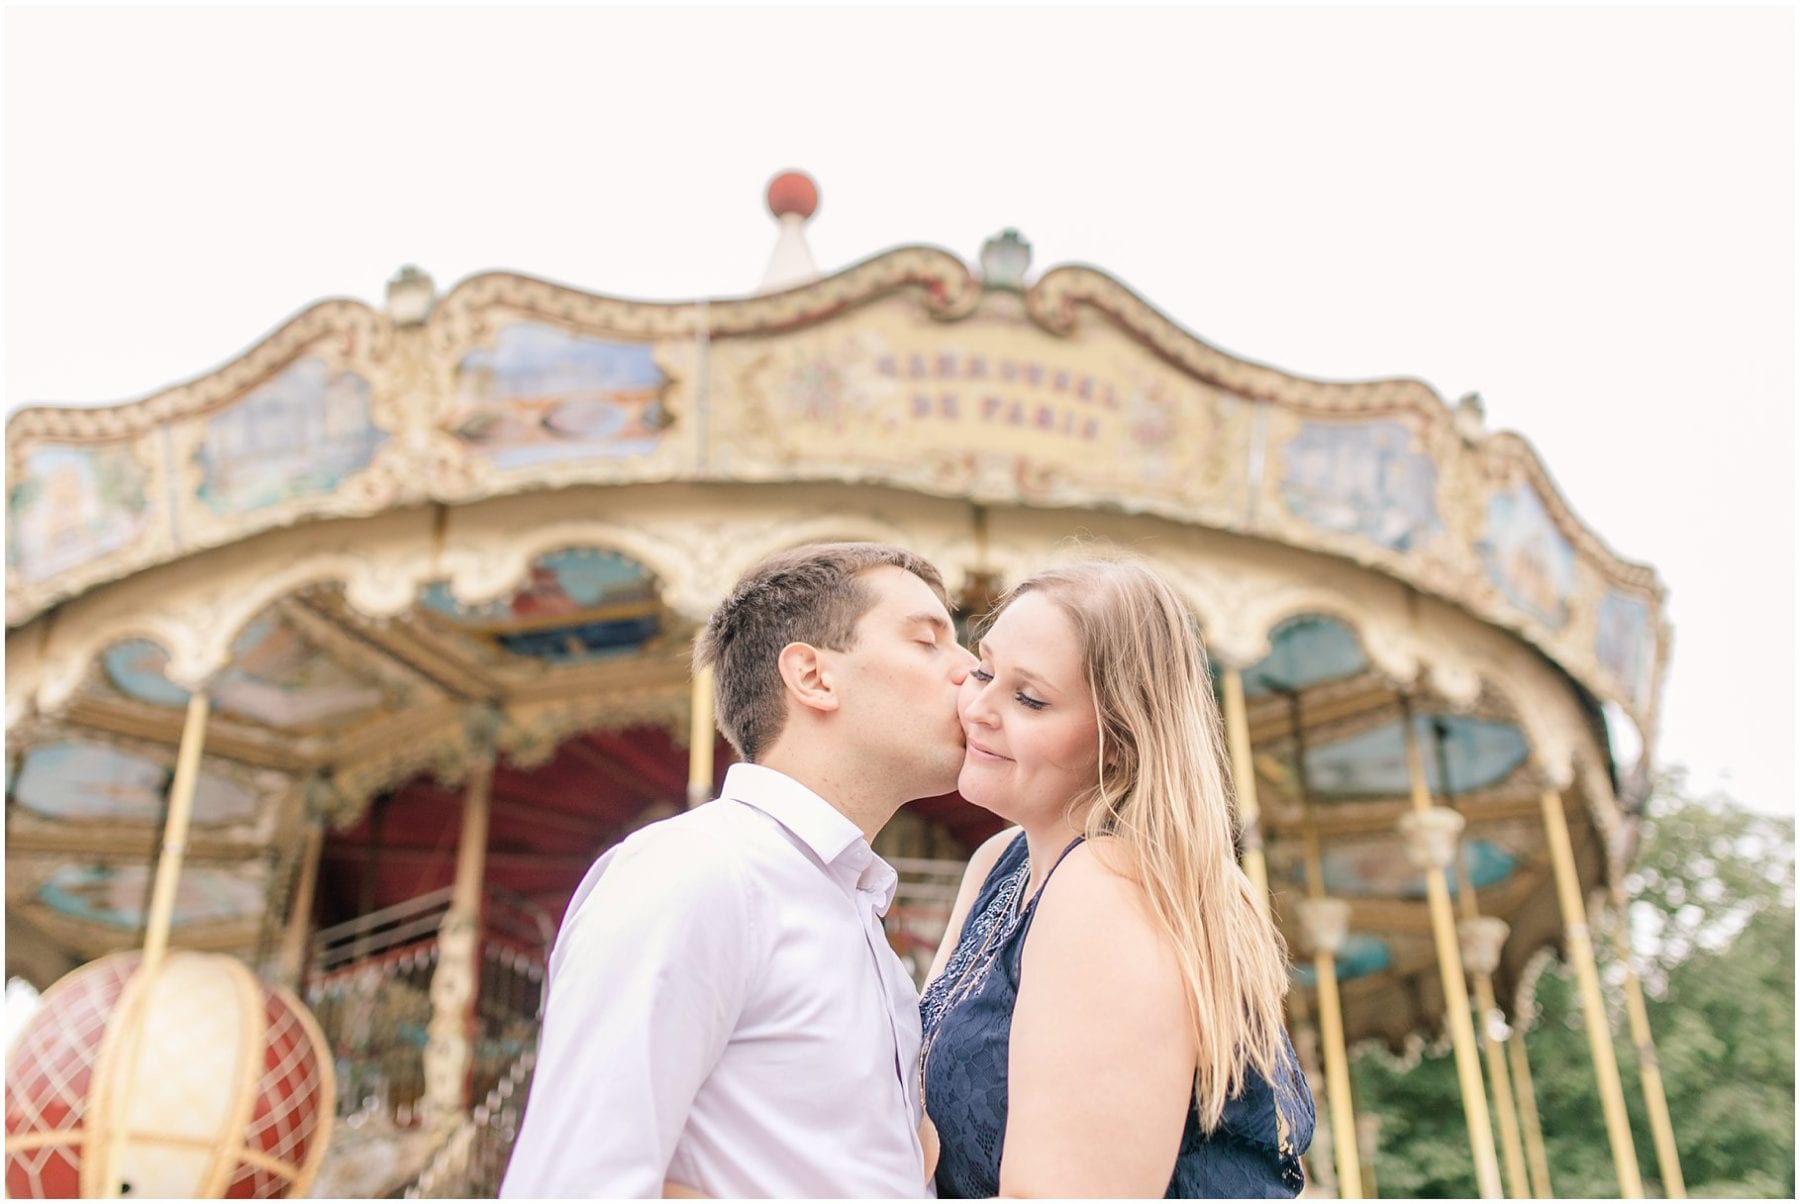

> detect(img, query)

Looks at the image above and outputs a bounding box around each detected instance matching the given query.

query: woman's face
[957,591,1101,825]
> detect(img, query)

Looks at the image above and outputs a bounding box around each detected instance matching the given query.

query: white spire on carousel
[757,169,821,293]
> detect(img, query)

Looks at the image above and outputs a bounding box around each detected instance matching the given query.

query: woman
[920,557,1314,1198]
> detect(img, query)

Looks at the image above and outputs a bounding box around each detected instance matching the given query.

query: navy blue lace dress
[920,833,1314,1199]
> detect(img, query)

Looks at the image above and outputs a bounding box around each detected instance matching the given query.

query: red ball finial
[766,170,819,221]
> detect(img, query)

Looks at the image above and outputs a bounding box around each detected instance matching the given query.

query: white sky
[4,3,1794,815]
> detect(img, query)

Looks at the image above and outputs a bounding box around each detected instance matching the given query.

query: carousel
[5,172,1685,1198]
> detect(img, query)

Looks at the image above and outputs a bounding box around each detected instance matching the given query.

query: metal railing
[304,887,553,1130]
[885,855,965,987]
[307,856,968,1195]
[311,886,456,976]
[404,1046,539,1198]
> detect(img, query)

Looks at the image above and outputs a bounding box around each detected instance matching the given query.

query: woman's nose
[960,679,996,726]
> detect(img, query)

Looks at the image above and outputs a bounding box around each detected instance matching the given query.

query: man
[501,542,975,1197]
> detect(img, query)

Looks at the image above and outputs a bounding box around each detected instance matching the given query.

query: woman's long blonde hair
[990,556,1292,1132]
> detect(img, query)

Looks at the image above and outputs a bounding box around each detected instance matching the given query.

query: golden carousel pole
[1286,994,1341,1199]
[1431,721,1531,1199]
[688,663,717,810]
[1286,691,1364,1198]
[1507,1021,1554,1197]
[1220,666,1272,919]
[1227,666,1342,1190]
[139,693,212,976]
[276,818,327,989]
[277,772,340,989]
[423,703,503,1131]
[1356,1115,1383,1199]
[1608,886,1686,1198]
[100,690,212,1197]
[1398,697,1503,1199]
[1539,789,1643,1197]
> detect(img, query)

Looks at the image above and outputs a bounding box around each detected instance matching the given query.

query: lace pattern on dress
[919,856,1029,1062]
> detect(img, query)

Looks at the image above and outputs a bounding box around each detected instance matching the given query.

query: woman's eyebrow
[975,639,1058,695]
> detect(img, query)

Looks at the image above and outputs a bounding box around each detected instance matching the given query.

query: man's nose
[949,648,978,684]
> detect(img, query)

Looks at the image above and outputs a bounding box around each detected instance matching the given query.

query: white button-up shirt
[501,763,928,1198]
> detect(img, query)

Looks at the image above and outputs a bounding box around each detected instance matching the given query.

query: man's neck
[756,749,898,845]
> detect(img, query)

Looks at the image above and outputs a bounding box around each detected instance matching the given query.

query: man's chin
[919,750,969,799]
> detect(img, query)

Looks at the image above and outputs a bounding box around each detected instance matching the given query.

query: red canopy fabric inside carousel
[315,726,1000,931]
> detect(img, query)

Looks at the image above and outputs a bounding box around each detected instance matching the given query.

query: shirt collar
[720,763,897,910]
[721,762,867,866]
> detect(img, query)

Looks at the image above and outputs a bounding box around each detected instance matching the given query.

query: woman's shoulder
[1050,836,1143,903]
[1019,837,1193,1045]
[1037,838,1170,953]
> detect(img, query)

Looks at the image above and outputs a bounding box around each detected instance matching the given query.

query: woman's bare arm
[921,1110,941,1181]
[997,843,1196,1197]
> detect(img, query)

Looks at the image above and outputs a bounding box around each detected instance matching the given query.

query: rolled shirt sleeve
[501,829,763,1198]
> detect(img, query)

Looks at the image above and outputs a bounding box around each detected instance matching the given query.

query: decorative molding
[1458,916,1511,977]
[7,484,1617,821]
[5,301,382,446]
[428,247,983,345]
[1397,807,1466,870]
[501,687,690,771]
[1296,897,1352,957]
[5,250,1667,752]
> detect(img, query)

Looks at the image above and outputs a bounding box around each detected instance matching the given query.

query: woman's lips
[966,739,1011,762]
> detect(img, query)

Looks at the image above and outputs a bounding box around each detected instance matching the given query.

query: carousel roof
[3,195,1669,747]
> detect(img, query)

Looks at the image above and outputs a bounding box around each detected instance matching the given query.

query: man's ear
[776,642,840,716]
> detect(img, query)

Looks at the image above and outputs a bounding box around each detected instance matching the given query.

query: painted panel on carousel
[1290,934,1392,985]
[714,300,1246,515]
[103,619,394,730]
[1595,589,1654,706]
[35,863,264,929]
[1303,713,1530,800]
[6,444,152,584]
[419,547,661,664]
[451,322,672,469]
[11,740,259,824]
[1244,614,1369,697]
[1478,481,1576,628]
[770,338,1221,487]
[196,357,385,514]
[1278,419,1442,552]
[1293,834,1520,900]
[100,641,192,708]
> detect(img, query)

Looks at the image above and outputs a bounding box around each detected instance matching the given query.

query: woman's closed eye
[971,665,1048,711]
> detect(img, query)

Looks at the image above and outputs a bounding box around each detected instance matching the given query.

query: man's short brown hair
[694,542,948,761]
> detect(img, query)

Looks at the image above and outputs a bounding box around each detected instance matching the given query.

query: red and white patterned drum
[4,950,334,1198]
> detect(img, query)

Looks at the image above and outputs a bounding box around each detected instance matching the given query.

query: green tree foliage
[1344,773,1794,1198]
